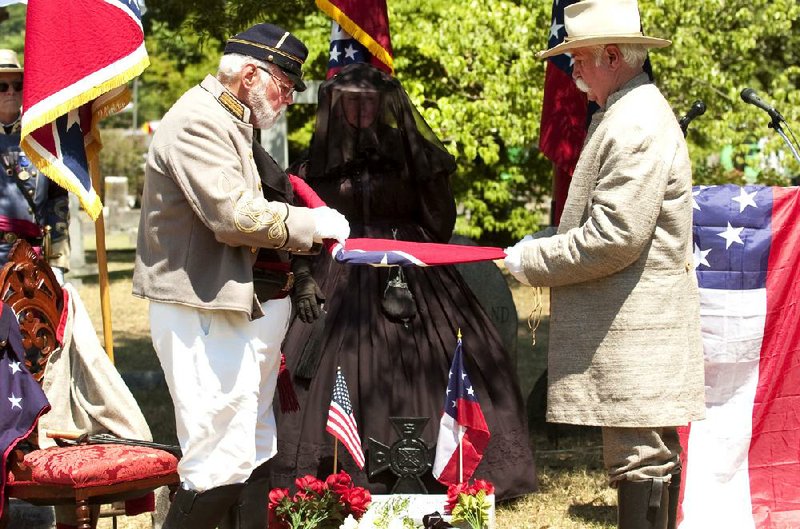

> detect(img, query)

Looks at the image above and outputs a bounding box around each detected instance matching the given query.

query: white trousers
[149,298,291,492]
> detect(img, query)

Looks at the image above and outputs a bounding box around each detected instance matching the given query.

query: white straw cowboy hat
[537,0,671,60]
[0,49,23,73]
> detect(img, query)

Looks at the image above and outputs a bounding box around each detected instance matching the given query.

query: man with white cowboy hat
[0,49,71,282]
[505,1,704,528]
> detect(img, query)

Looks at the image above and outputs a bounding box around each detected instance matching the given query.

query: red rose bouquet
[444,480,495,529]
[269,471,371,529]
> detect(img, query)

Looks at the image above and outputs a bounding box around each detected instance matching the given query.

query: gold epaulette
[218,92,245,122]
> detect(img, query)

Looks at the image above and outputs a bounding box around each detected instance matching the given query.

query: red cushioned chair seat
[7,444,179,489]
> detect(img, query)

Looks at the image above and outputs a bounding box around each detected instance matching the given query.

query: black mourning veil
[307,63,456,182]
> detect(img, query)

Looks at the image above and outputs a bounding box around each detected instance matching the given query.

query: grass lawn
[71,248,615,529]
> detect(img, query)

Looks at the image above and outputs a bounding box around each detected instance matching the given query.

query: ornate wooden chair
[0,240,179,529]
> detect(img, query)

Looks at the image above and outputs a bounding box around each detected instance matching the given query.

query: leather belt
[252,269,295,300]
[0,231,42,246]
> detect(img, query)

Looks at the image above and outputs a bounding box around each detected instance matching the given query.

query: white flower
[387,518,406,529]
[340,514,360,529]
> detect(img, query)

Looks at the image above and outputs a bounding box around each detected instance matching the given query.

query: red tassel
[277,352,299,413]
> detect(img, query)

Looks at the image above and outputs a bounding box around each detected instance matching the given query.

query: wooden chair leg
[75,499,92,529]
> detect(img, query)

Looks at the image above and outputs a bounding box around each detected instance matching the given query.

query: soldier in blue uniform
[0,49,70,282]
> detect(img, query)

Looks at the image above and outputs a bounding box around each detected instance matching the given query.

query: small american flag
[326,367,365,469]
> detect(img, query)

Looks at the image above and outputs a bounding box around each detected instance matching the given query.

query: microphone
[740,88,784,122]
[678,100,706,136]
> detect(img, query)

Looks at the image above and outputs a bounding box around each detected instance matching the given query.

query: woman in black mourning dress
[272,63,537,501]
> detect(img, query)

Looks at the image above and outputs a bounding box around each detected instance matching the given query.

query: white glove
[310,206,350,245]
[503,235,536,286]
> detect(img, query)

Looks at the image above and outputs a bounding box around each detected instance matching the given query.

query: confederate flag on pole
[432,336,490,485]
[19,0,149,221]
[316,0,393,78]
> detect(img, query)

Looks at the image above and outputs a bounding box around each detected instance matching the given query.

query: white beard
[247,75,284,129]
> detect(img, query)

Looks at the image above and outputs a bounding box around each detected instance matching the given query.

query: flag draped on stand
[539,0,588,226]
[316,0,393,78]
[326,366,365,469]
[19,0,150,220]
[432,336,490,485]
[679,184,800,528]
[0,301,50,519]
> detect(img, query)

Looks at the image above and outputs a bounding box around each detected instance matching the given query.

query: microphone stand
[768,116,800,164]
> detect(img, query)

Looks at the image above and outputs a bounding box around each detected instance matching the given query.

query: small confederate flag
[326,366,365,469]
[432,336,490,485]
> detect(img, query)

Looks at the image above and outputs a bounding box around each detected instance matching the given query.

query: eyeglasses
[257,66,294,100]
[0,81,23,93]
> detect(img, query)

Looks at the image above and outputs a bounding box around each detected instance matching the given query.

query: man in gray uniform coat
[505,1,704,528]
[133,23,350,529]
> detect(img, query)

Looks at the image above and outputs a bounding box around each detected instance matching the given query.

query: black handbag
[381,265,417,324]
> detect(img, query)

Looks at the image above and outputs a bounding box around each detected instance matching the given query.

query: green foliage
[0,4,26,53]
[645,0,800,186]
[97,130,149,202]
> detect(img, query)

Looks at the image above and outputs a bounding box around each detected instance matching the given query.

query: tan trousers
[602,426,681,485]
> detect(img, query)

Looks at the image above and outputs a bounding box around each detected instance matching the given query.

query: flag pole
[457,328,463,483]
[89,161,114,362]
[333,438,339,474]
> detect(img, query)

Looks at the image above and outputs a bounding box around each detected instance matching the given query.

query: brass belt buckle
[3,232,18,244]
[283,271,295,292]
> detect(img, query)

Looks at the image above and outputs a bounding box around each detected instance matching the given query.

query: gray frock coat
[521,74,705,427]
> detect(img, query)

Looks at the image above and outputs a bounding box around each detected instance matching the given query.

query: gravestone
[65,194,97,284]
[6,499,55,529]
[449,234,518,362]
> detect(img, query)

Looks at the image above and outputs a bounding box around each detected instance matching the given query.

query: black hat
[224,23,308,92]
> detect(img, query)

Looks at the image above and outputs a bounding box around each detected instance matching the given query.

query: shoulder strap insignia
[218,92,246,122]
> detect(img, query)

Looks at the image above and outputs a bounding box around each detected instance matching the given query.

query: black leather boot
[162,484,244,529]
[217,462,271,529]
[617,478,669,529]
[666,471,681,529]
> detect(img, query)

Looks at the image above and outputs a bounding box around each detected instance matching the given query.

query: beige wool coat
[133,75,316,319]
[521,74,705,427]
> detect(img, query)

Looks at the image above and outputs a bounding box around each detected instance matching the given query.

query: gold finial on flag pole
[457,328,462,340]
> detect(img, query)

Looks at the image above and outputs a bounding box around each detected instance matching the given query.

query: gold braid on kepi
[223,23,308,93]
[234,199,288,246]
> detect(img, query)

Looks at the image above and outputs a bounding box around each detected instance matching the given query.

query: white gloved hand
[503,234,536,286]
[310,206,350,245]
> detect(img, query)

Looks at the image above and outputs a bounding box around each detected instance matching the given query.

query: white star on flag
[718,222,745,249]
[8,394,22,410]
[467,386,475,396]
[549,20,564,39]
[692,186,709,211]
[693,243,711,269]
[732,188,758,213]
[329,44,342,63]
[8,361,21,375]
[344,44,358,61]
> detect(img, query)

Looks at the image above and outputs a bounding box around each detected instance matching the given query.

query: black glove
[291,257,325,323]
